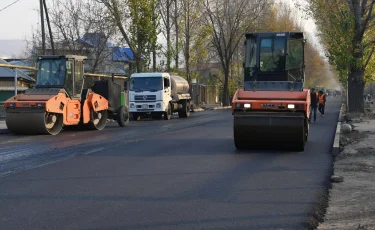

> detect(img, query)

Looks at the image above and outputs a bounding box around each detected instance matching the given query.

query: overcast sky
[0,0,39,40]
[0,0,321,57]
[0,0,317,39]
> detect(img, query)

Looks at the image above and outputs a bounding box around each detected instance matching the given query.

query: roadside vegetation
[26,0,332,106]
[300,0,375,113]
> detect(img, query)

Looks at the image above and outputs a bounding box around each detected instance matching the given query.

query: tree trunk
[348,68,365,113]
[348,1,365,113]
[136,31,142,72]
[222,68,229,106]
[166,0,171,71]
[153,48,157,72]
[174,0,179,70]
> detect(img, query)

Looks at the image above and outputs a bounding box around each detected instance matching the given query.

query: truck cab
[129,72,191,120]
[129,73,172,120]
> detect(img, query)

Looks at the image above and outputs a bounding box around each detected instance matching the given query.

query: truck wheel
[117,106,129,127]
[164,103,172,120]
[178,101,190,118]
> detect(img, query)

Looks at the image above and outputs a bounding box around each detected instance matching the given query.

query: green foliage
[128,0,160,71]
[304,0,375,86]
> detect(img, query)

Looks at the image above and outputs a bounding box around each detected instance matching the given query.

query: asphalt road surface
[0,98,342,230]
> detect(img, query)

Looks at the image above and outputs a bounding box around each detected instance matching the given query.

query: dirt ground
[317,113,375,230]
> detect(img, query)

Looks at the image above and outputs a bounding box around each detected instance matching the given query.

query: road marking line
[84,147,106,155]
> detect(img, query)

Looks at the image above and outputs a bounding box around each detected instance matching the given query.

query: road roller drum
[6,111,64,135]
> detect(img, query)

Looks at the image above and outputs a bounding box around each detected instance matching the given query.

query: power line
[0,0,22,13]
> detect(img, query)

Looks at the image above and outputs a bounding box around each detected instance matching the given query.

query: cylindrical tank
[170,75,189,95]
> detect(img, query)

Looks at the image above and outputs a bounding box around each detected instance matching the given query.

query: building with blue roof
[30,32,136,76]
[75,32,136,75]
[0,58,36,101]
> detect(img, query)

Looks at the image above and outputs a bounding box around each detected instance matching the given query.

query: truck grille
[134,95,156,101]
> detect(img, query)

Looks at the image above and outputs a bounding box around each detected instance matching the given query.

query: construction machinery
[232,32,311,151]
[3,55,129,135]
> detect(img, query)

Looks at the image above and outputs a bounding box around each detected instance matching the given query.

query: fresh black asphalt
[0,98,342,230]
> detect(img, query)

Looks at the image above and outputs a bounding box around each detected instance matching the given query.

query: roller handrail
[0,63,37,71]
[0,63,128,79]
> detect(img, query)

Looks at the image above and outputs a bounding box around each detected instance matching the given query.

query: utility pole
[40,0,46,55]
[43,0,54,54]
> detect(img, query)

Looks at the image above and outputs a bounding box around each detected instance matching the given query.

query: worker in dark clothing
[318,90,326,117]
[309,88,318,123]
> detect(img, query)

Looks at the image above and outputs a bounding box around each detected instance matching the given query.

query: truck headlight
[130,103,135,108]
[287,104,295,109]
[156,103,161,108]
[244,103,251,108]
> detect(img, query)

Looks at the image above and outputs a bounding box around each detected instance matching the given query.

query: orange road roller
[3,55,112,135]
[232,32,311,151]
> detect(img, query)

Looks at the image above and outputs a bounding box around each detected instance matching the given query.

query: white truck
[128,72,191,120]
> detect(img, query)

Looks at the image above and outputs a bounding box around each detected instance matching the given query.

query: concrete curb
[332,104,345,156]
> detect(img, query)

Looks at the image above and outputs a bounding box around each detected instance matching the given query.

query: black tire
[164,103,172,120]
[87,110,108,131]
[178,100,190,118]
[117,106,129,127]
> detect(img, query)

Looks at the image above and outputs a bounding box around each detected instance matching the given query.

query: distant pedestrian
[318,90,326,117]
[309,88,318,123]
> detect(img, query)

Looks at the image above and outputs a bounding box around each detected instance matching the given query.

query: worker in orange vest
[318,90,326,117]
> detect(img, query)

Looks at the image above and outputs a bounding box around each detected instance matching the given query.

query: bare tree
[159,0,174,71]
[202,0,269,105]
[27,0,121,74]
[100,0,160,72]
[179,0,211,95]
[173,0,180,70]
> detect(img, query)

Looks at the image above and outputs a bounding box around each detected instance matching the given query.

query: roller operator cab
[4,55,110,135]
[232,32,311,151]
[129,72,191,120]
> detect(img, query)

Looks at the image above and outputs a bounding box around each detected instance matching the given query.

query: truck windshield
[36,58,66,87]
[130,77,163,91]
[259,37,286,72]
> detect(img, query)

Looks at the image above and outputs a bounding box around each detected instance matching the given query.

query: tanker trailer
[129,72,191,120]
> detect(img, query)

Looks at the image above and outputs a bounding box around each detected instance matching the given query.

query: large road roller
[232,32,311,151]
[3,55,126,135]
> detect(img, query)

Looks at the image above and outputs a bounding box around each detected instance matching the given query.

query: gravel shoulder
[317,110,375,230]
